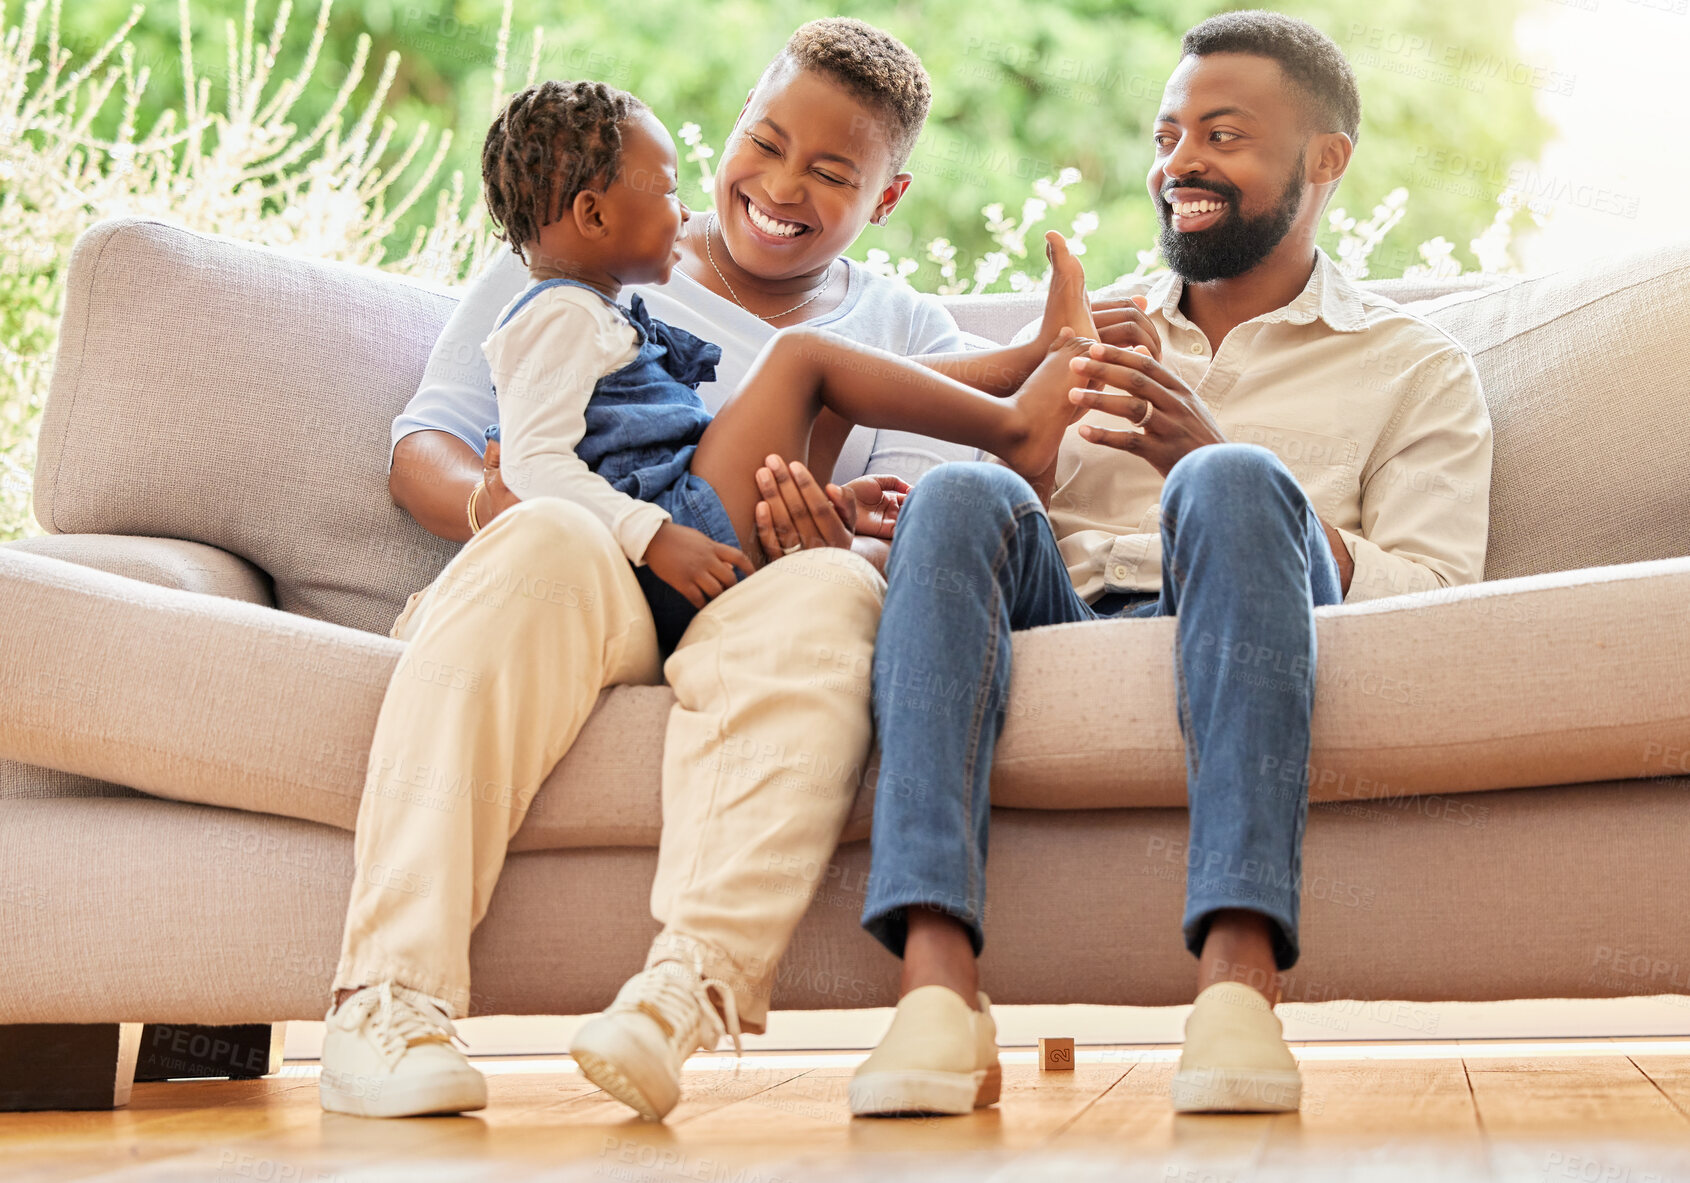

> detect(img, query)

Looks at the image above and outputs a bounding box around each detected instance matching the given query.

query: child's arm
[489,289,750,605]
[487,289,671,562]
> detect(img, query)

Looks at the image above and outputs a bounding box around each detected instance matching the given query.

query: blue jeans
[861,446,1343,970]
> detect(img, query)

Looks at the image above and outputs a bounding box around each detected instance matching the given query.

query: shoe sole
[1170,1066,1302,1113]
[571,1019,679,1121]
[849,1062,1001,1118]
[318,1069,487,1118]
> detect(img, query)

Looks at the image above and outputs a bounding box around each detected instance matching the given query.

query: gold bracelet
[467,480,487,536]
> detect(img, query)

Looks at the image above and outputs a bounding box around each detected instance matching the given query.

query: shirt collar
[1147,249,1368,336]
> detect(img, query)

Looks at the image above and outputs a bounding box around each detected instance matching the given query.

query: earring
[875,215,889,227]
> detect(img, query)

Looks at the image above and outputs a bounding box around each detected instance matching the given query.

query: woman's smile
[737,191,813,243]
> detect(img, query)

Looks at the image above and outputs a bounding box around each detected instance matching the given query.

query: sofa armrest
[0,547,397,823]
[4,535,272,605]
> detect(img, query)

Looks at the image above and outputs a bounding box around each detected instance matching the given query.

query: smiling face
[1148,52,1333,283]
[710,63,907,281]
[601,109,690,285]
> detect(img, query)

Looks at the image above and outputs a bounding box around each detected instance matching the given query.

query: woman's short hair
[770,18,933,173]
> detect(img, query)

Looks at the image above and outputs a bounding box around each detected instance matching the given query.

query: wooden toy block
[1039,1036,1075,1071]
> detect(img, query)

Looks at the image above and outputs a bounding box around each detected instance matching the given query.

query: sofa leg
[135,1023,287,1081]
[0,1023,142,1110]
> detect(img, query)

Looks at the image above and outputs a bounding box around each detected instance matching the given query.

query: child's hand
[643,521,752,609]
[832,474,908,541]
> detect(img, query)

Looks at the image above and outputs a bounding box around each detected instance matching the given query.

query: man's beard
[1157,166,1305,283]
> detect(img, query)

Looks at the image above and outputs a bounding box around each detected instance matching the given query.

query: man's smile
[1163,186,1233,233]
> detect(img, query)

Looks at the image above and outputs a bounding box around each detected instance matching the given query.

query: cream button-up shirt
[1048,250,1493,604]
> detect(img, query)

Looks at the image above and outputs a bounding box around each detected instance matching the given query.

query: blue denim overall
[485,277,741,653]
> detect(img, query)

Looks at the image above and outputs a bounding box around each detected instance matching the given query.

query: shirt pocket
[1226,423,1359,517]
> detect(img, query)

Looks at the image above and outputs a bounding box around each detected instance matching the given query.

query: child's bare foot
[1040,230,1097,342]
[1000,330,1094,480]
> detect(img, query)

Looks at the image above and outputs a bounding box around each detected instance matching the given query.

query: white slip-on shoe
[849,987,1001,1117]
[570,957,742,1121]
[318,982,486,1118]
[1171,981,1302,1113]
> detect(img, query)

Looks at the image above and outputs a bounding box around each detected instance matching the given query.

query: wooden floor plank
[1467,1055,1690,1182]
[1047,1060,1275,1182]
[1255,1058,1491,1183]
[9,1049,1690,1182]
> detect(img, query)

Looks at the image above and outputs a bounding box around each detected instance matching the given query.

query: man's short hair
[1182,11,1361,144]
[767,18,932,173]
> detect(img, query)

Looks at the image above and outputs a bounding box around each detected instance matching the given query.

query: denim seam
[956,497,1045,921]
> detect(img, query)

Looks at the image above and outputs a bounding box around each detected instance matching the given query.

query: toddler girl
[480,80,1097,650]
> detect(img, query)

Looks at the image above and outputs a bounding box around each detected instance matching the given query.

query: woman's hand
[643,521,753,609]
[480,438,522,526]
[753,455,862,560]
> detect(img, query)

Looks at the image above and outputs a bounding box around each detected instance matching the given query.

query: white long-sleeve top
[481,283,678,563]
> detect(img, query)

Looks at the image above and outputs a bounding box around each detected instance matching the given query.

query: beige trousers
[332,496,884,1030]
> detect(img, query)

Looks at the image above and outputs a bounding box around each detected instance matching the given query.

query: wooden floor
[8,1042,1690,1181]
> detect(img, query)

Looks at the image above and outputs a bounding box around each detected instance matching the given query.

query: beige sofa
[4,218,1690,1058]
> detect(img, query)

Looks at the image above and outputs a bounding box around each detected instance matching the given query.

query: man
[812,11,1493,1117]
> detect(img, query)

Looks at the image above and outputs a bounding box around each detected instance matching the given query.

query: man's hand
[480,438,522,525]
[1066,341,1227,476]
[643,521,753,609]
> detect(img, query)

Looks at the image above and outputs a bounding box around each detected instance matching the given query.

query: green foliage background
[43,0,1551,286]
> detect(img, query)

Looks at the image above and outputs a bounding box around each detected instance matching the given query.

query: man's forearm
[389,430,483,543]
[918,341,1041,397]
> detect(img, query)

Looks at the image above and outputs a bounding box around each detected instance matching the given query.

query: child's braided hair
[481,79,647,264]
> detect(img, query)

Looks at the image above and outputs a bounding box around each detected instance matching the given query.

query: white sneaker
[570,957,742,1120]
[318,982,487,1118]
[1171,981,1302,1113]
[849,986,1001,1117]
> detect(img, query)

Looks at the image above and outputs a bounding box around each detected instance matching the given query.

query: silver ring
[782,542,802,555]
[1133,400,1155,428]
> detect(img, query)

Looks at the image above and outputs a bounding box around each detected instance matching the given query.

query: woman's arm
[390,430,482,543]
[390,430,520,543]
[387,248,529,542]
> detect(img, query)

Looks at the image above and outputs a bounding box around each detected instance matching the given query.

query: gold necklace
[704,211,837,321]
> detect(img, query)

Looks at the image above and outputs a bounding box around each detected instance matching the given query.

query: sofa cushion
[4,546,1687,843]
[1416,239,1690,580]
[33,218,460,636]
[10,779,1690,1021]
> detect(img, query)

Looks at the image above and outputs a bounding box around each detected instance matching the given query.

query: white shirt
[394,246,987,485]
[1048,251,1493,604]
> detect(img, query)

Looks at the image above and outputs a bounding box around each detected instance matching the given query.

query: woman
[324,16,1154,1123]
